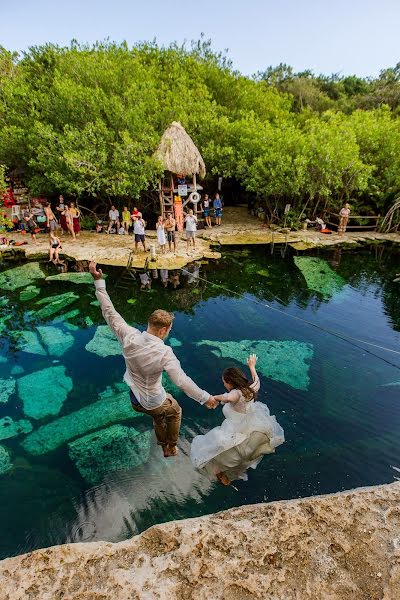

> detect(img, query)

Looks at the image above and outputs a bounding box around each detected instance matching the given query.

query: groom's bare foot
[216,472,231,486]
[163,445,178,458]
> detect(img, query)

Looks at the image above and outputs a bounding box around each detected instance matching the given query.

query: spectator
[156,215,166,254]
[44,201,58,233]
[69,202,81,237]
[107,205,120,234]
[122,206,132,234]
[213,193,223,226]
[56,195,68,233]
[338,203,351,235]
[22,206,39,245]
[202,194,212,228]
[185,209,197,254]
[133,214,147,252]
[164,212,177,253]
[64,205,76,240]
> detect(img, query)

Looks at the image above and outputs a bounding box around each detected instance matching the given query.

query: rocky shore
[0,482,399,599]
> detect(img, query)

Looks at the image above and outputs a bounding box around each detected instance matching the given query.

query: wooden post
[158,179,163,216]
[193,172,197,215]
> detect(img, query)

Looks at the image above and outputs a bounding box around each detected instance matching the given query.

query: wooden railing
[323,210,381,231]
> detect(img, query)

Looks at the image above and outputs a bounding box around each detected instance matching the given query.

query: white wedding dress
[190,377,285,482]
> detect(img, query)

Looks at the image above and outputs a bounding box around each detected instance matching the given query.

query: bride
[190,354,285,485]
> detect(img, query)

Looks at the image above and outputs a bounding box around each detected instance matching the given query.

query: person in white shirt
[133,214,147,252]
[107,206,120,233]
[185,209,197,253]
[89,261,217,458]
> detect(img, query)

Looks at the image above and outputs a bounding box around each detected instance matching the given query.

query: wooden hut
[154,121,206,218]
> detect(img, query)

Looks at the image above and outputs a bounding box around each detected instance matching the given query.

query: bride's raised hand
[247,353,258,367]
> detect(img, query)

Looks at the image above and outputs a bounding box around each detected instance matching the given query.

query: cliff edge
[0,482,399,599]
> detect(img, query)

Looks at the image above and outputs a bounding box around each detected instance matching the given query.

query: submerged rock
[45,272,98,285]
[37,326,74,357]
[0,445,12,475]
[19,285,41,302]
[17,366,73,420]
[85,325,121,357]
[293,256,345,298]
[33,292,79,320]
[10,365,24,375]
[21,385,138,455]
[0,378,16,404]
[12,331,47,356]
[68,424,151,485]
[196,339,314,391]
[0,262,45,292]
[0,416,32,441]
[52,309,81,323]
[169,337,182,347]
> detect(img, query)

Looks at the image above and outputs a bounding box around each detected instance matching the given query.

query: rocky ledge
[0,482,399,599]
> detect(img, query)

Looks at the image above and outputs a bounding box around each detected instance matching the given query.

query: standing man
[107,205,120,233]
[44,201,58,233]
[338,203,351,235]
[133,213,147,252]
[213,193,223,226]
[89,262,217,457]
[164,212,177,254]
[184,209,197,254]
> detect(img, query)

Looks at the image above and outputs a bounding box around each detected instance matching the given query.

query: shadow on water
[0,245,399,558]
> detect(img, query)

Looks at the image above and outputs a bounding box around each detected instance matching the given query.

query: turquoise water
[0,246,399,558]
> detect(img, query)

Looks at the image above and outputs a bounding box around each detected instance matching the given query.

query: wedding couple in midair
[89,262,284,486]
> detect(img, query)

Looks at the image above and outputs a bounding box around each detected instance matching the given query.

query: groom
[89,262,217,458]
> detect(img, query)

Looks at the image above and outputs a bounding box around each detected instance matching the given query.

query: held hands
[89,261,103,281]
[205,395,219,409]
[247,353,258,367]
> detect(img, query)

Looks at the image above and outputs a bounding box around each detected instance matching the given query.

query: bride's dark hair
[222,367,256,402]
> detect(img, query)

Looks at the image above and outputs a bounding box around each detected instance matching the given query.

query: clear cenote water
[0,246,399,559]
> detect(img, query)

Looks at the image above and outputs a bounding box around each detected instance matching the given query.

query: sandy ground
[2,207,399,268]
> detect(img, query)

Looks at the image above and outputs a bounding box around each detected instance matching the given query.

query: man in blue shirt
[213,193,223,226]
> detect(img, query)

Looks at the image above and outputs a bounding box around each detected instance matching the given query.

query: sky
[1,0,399,78]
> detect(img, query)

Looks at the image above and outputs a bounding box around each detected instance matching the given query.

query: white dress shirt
[94,279,210,409]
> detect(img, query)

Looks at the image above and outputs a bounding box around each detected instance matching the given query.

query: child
[156,215,166,254]
[184,209,197,254]
[190,354,285,486]
[133,214,147,252]
[49,232,63,264]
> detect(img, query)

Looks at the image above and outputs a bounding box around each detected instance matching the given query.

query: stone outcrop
[0,482,399,599]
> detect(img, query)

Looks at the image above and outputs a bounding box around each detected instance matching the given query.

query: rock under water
[17,366,73,420]
[0,482,398,599]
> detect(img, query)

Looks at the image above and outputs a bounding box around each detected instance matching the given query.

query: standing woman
[57,195,68,234]
[69,202,81,237]
[122,206,132,234]
[202,194,212,228]
[338,203,351,235]
[64,205,76,240]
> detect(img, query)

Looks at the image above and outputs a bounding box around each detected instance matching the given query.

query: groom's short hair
[148,309,174,330]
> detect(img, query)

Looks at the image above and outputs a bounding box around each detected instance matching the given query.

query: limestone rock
[0,483,399,599]
[0,378,16,404]
[197,339,314,391]
[0,416,32,441]
[21,385,138,455]
[85,325,121,357]
[17,366,73,420]
[0,262,45,291]
[0,445,12,475]
[294,256,345,298]
[68,424,151,484]
[33,292,79,320]
[19,285,40,302]
[36,326,74,357]
[11,331,46,356]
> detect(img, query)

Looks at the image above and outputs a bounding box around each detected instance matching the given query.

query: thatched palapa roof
[155,121,206,178]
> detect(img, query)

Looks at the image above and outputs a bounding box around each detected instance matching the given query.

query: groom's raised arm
[89,261,136,345]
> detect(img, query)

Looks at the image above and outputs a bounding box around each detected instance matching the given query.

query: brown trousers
[131,393,182,447]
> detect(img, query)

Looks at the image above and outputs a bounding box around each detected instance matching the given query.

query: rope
[182,269,400,371]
